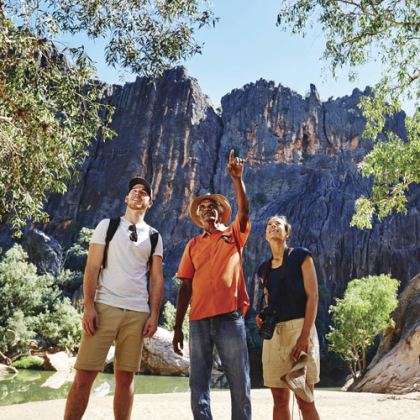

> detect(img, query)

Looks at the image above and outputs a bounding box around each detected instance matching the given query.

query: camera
[258,305,280,340]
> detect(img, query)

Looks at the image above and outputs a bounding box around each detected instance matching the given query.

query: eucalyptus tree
[277,0,419,228]
[0,0,214,234]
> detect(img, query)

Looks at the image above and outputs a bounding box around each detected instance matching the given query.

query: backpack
[101,217,159,270]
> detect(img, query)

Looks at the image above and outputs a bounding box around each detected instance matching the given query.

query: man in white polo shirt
[64,177,163,420]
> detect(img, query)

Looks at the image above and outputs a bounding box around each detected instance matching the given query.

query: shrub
[0,245,57,354]
[160,300,190,340]
[0,245,82,356]
[34,298,82,351]
[12,355,44,370]
[55,269,83,298]
[66,227,93,259]
[326,274,399,378]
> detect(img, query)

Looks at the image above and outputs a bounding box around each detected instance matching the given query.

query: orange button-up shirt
[177,215,251,321]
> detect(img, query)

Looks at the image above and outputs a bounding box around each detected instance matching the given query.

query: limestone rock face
[351,327,420,394]
[1,67,419,383]
[37,69,418,314]
[21,229,62,275]
[217,81,369,169]
[214,78,419,335]
[141,327,189,376]
[44,67,222,291]
[352,273,420,394]
[103,329,189,376]
[43,351,74,371]
[0,364,18,375]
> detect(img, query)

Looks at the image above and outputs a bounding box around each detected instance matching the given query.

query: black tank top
[258,247,312,322]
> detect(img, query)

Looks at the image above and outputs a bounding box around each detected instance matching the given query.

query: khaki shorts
[75,303,149,372]
[262,318,320,388]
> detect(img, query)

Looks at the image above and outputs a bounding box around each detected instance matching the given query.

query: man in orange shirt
[172,150,252,420]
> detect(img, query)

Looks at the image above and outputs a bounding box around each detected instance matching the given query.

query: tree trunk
[361,346,367,374]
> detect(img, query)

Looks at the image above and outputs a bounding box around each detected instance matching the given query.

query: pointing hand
[227,149,245,179]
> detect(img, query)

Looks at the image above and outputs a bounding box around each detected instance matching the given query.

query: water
[0,370,190,406]
[0,370,341,406]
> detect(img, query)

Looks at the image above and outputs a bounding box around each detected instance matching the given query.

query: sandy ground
[1,389,419,420]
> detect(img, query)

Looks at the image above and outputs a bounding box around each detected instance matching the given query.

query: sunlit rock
[43,351,73,372]
[352,273,420,394]
[141,327,189,376]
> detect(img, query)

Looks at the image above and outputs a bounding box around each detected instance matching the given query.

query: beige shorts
[75,303,149,372]
[262,318,320,388]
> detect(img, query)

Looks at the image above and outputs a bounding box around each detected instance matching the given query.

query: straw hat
[189,193,232,228]
[281,351,314,403]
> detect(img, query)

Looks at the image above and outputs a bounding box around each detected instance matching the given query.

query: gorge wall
[44,67,418,295]
[7,67,419,383]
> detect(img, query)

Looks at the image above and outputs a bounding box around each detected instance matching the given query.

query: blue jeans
[189,310,252,420]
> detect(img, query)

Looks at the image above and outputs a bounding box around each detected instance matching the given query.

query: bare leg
[64,370,98,420]
[114,369,135,420]
[296,385,320,420]
[271,387,291,420]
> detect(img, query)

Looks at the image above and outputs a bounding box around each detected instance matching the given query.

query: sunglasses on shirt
[128,224,138,242]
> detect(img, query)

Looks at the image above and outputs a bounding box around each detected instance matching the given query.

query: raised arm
[143,255,164,338]
[227,149,249,232]
[82,243,104,336]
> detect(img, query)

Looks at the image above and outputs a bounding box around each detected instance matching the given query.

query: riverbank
[1,389,419,419]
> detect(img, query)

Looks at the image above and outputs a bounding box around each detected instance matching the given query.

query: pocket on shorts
[262,339,273,364]
[263,333,282,364]
[308,327,318,347]
[279,325,301,349]
[95,302,112,315]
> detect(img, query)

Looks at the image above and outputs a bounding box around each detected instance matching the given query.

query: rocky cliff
[4,67,419,383]
[43,67,223,285]
[41,68,418,290]
[30,67,420,319]
[351,273,420,393]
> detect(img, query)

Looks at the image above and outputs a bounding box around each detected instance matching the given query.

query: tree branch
[0,350,12,365]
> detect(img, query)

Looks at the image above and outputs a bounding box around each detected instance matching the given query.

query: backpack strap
[102,218,121,268]
[146,227,159,306]
[148,226,159,269]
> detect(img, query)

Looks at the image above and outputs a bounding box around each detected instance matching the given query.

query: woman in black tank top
[256,215,320,420]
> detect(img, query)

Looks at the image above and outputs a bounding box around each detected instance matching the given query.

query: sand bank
[1,389,419,419]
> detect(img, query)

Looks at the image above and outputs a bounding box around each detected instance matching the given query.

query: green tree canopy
[326,274,399,378]
[0,19,114,233]
[2,0,215,77]
[0,1,214,235]
[277,0,419,229]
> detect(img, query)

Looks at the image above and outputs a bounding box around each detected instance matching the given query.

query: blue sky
[65,0,413,113]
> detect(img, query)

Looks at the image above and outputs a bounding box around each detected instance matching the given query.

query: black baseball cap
[128,177,152,198]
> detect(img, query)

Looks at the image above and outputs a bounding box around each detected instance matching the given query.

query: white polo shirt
[90,217,163,312]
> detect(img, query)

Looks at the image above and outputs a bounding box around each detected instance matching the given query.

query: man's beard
[128,201,146,211]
